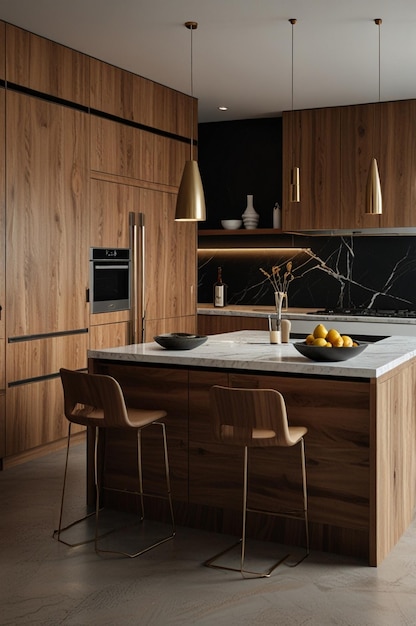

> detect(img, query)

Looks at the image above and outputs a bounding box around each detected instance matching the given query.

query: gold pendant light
[175,21,206,222]
[289,18,300,203]
[365,18,382,215]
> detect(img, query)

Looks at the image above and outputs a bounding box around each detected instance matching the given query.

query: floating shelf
[198,228,283,236]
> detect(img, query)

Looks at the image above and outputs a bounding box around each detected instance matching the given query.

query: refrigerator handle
[129,212,145,344]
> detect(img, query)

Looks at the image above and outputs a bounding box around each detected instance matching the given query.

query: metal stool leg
[53,423,96,547]
[204,440,309,577]
[95,421,175,558]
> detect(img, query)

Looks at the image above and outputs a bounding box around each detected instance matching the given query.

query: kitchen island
[88,331,416,565]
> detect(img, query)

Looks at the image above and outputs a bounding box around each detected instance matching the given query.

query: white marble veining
[88,331,416,379]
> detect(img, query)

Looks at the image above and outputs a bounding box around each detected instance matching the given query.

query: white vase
[241,194,259,229]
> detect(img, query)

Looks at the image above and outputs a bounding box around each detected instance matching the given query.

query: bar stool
[204,385,309,578]
[53,368,175,557]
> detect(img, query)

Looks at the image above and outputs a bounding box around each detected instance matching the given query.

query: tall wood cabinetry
[283,99,416,231]
[0,85,5,460]
[1,23,197,462]
[89,60,197,345]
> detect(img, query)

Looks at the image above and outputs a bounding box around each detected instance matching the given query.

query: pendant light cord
[376,18,382,102]
[185,21,197,161]
[289,19,296,170]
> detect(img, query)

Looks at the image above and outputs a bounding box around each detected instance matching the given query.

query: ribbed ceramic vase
[241,194,259,229]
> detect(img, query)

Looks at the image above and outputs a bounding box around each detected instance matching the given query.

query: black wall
[198,117,282,229]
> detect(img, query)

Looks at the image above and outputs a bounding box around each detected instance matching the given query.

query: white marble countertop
[197,303,416,326]
[88,331,416,379]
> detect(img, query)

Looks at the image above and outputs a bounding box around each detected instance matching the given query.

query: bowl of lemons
[294,324,368,362]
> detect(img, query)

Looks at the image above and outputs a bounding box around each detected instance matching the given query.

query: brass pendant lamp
[365,18,383,215]
[175,21,206,221]
[289,18,300,203]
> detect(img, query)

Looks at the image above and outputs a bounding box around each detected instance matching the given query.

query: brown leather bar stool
[204,385,309,578]
[53,368,175,557]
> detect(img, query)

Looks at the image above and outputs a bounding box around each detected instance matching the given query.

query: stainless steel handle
[129,212,145,344]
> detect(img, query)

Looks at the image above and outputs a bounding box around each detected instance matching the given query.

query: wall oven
[89,248,131,313]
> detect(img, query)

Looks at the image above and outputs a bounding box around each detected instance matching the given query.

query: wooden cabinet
[1,21,197,460]
[6,333,88,456]
[0,86,4,459]
[283,107,341,231]
[6,24,89,106]
[90,115,189,189]
[0,21,5,80]
[378,100,416,228]
[5,91,89,457]
[283,99,416,231]
[90,57,196,138]
[90,179,197,339]
[6,92,89,337]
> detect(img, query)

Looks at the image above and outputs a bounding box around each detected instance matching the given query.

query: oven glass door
[91,260,130,313]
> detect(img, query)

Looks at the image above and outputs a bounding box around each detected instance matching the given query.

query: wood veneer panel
[0,22,5,80]
[378,100,416,228]
[0,89,5,345]
[372,361,416,564]
[90,115,189,187]
[198,314,266,335]
[189,367,370,531]
[5,377,73,456]
[89,57,195,138]
[6,92,89,337]
[6,24,89,105]
[144,316,197,341]
[340,103,379,230]
[6,333,88,384]
[90,362,189,501]
[0,393,4,458]
[90,180,197,332]
[89,322,131,350]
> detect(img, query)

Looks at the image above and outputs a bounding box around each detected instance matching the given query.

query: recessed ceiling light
[218,106,228,111]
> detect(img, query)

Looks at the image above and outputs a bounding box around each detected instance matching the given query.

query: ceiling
[1,0,416,123]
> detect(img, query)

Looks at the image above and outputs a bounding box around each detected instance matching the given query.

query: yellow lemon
[325,342,332,347]
[331,335,344,347]
[313,324,328,339]
[352,341,358,347]
[326,328,341,344]
[312,337,327,347]
[342,335,354,347]
[305,334,315,345]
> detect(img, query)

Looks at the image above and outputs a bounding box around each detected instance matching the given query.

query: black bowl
[293,341,368,362]
[154,333,208,351]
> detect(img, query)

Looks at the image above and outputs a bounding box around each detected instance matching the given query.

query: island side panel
[372,360,416,565]
[88,360,189,503]
[189,369,371,561]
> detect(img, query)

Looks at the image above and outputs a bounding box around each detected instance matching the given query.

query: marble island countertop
[88,331,416,379]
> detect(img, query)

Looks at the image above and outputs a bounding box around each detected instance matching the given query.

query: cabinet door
[6,92,89,337]
[283,108,341,230]
[90,179,197,338]
[140,187,197,337]
[6,24,88,105]
[0,21,5,80]
[378,100,416,228]
[340,103,381,229]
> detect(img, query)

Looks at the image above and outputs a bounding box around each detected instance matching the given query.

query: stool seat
[204,385,309,578]
[53,368,175,558]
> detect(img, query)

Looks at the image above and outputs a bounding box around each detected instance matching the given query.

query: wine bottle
[213,266,227,307]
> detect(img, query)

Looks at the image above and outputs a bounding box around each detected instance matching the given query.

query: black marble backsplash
[198,235,416,311]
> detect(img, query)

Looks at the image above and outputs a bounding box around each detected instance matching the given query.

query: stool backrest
[60,368,131,428]
[209,386,295,448]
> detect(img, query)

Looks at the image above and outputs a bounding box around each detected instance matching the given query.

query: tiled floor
[1,441,416,626]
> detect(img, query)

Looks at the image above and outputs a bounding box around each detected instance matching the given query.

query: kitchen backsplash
[198,235,416,310]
